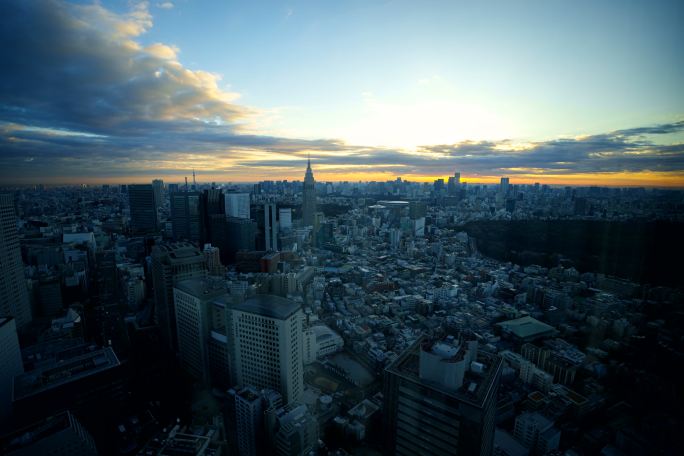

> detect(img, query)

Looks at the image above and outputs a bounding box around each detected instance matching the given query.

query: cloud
[156,2,174,10]
[0,0,682,184]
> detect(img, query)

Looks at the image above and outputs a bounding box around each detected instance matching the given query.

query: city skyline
[1,0,683,186]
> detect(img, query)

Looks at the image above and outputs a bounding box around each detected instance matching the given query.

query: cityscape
[1,1,683,456]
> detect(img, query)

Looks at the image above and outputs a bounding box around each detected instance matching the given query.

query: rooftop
[386,336,502,408]
[496,316,558,341]
[0,411,75,454]
[175,278,229,301]
[13,346,120,401]
[233,294,301,320]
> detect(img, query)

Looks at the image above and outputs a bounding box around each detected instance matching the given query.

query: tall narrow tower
[302,156,316,226]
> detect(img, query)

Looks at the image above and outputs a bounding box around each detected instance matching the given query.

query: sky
[1,0,683,186]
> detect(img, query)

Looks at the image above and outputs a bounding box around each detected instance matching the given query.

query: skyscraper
[170,191,203,243]
[151,242,207,351]
[500,177,510,195]
[0,193,32,330]
[232,295,304,404]
[263,203,278,251]
[152,179,164,207]
[128,184,159,233]
[302,158,316,226]
[173,278,232,385]
[0,317,23,424]
[225,192,251,219]
[383,335,502,456]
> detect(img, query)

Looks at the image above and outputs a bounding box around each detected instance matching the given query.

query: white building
[225,193,251,219]
[303,325,344,364]
[232,295,304,404]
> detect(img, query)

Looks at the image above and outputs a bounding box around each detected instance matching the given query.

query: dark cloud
[0,0,682,183]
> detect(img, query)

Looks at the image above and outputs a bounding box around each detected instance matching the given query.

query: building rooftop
[175,278,228,301]
[385,336,502,408]
[233,294,301,320]
[496,316,558,341]
[0,411,76,454]
[13,346,120,401]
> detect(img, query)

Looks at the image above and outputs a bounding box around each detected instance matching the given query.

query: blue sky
[1,0,683,185]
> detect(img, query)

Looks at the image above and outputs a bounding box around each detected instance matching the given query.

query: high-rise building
[152,179,164,207]
[231,386,266,456]
[170,191,203,243]
[225,192,251,219]
[263,203,278,251]
[279,208,292,230]
[500,177,510,195]
[232,295,304,404]
[203,244,224,276]
[173,278,232,385]
[0,193,32,330]
[383,335,502,456]
[0,317,23,424]
[209,215,257,264]
[268,403,319,456]
[302,158,316,226]
[151,242,207,351]
[0,411,98,456]
[128,184,158,233]
[204,188,225,215]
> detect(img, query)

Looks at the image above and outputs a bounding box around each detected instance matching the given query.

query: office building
[500,177,510,195]
[268,403,319,456]
[279,208,292,230]
[263,203,278,251]
[170,191,203,243]
[152,179,164,207]
[209,215,257,264]
[0,411,98,456]
[232,295,304,404]
[513,412,560,455]
[173,278,233,386]
[12,344,125,426]
[0,317,23,424]
[383,335,502,456]
[0,194,32,330]
[302,158,316,226]
[204,188,225,215]
[128,184,158,233]
[225,192,251,219]
[232,386,266,456]
[151,242,207,351]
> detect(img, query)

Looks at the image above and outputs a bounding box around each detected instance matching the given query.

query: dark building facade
[383,336,502,456]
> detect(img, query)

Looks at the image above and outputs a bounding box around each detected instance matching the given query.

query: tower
[0,193,32,329]
[302,157,316,227]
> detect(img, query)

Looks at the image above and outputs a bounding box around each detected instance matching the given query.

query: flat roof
[385,336,502,409]
[175,279,228,300]
[0,411,74,454]
[232,295,300,320]
[13,347,120,401]
[496,316,557,340]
